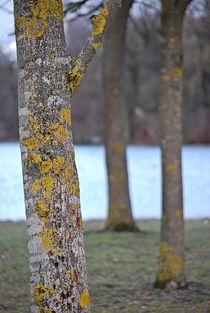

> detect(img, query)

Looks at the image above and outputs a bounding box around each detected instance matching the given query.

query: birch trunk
[155,0,191,289]
[14,1,90,312]
[103,0,137,232]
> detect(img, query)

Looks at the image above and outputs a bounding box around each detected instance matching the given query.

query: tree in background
[14,0,121,311]
[65,0,137,231]
[103,0,137,231]
[0,49,18,140]
[125,11,160,144]
[155,0,192,290]
[197,0,210,141]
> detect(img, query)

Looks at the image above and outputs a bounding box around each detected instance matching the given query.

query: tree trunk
[128,53,140,142]
[155,1,190,289]
[103,0,137,232]
[14,1,90,312]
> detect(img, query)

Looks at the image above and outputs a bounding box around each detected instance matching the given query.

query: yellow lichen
[30,0,63,20]
[29,153,42,163]
[162,74,170,82]
[175,210,183,218]
[47,52,52,61]
[49,124,70,142]
[31,180,40,192]
[92,41,102,50]
[91,3,109,37]
[33,283,55,306]
[38,227,61,255]
[40,176,54,199]
[68,58,85,93]
[28,114,44,141]
[119,202,127,209]
[172,67,182,77]
[16,15,47,39]
[112,142,124,153]
[38,309,51,313]
[109,175,117,183]
[23,137,38,149]
[60,108,71,125]
[53,156,65,174]
[167,163,177,171]
[68,180,80,197]
[67,270,72,280]
[64,164,80,196]
[37,200,50,218]
[31,175,54,199]
[157,242,185,282]
[39,160,53,174]
[16,0,63,40]
[69,71,83,93]
[80,289,90,308]
[64,165,74,179]
[71,203,77,215]
[28,114,38,124]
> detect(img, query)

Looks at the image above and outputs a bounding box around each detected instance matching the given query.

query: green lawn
[0,220,209,313]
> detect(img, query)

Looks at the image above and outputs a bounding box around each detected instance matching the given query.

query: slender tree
[199,0,210,130]
[103,0,138,231]
[155,0,192,290]
[14,0,121,312]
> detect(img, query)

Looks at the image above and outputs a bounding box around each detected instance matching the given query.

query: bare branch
[178,0,194,15]
[66,3,103,22]
[0,0,13,14]
[64,0,89,16]
[68,0,122,93]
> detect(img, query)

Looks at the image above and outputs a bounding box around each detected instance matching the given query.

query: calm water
[0,143,210,220]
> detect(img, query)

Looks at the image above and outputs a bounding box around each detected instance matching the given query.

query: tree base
[105,221,139,232]
[154,279,188,291]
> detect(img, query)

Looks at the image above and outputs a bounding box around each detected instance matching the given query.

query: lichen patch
[33,283,55,306]
[157,242,185,282]
[16,0,63,40]
[91,3,109,37]
[80,289,90,308]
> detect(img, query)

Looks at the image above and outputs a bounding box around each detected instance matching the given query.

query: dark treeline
[0,9,210,144]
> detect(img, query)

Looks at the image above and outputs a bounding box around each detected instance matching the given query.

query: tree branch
[178,0,194,15]
[0,0,13,14]
[68,0,122,93]
[66,4,103,22]
[64,0,103,18]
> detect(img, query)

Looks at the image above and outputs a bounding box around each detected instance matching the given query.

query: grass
[0,220,210,313]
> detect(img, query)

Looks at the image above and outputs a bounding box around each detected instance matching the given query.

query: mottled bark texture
[14,1,90,312]
[155,0,192,290]
[103,0,137,232]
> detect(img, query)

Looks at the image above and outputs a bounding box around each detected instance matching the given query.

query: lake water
[0,143,209,221]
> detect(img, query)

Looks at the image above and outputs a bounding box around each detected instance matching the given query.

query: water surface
[0,143,209,220]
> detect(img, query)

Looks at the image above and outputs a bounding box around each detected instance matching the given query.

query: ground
[0,220,209,313]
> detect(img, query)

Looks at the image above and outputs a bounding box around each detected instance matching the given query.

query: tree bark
[103,0,137,232]
[155,0,191,290]
[14,1,90,312]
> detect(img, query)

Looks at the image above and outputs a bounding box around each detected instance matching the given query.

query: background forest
[1,1,210,144]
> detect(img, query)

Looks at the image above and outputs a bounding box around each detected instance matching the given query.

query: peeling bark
[14,1,90,312]
[103,0,137,232]
[155,0,192,290]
